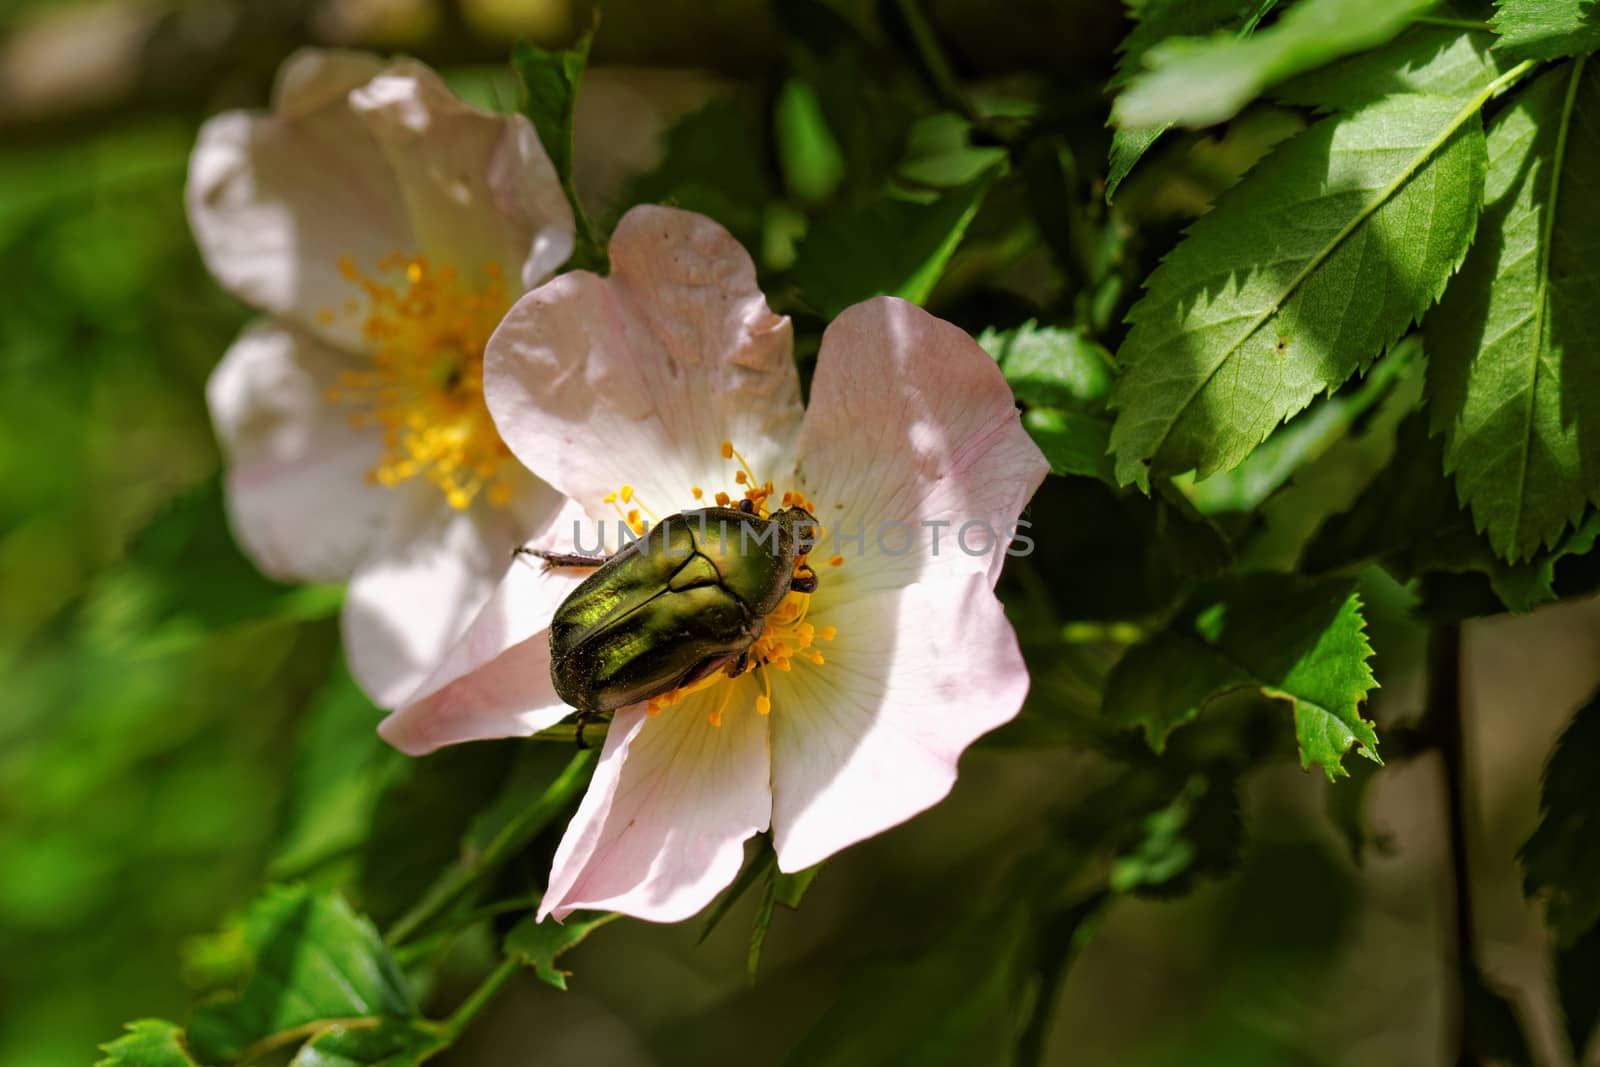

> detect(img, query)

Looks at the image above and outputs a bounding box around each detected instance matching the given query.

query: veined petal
[769,572,1028,873]
[349,60,573,291]
[187,49,573,350]
[344,471,563,708]
[485,205,802,520]
[187,49,410,351]
[792,297,1048,596]
[376,497,593,755]
[206,321,390,582]
[538,686,772,924]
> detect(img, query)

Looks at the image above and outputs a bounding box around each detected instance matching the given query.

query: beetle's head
[770,505,821,558]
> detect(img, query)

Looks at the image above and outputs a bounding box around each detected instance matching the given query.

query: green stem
[386,749,595,946]
[440,958,522,1042]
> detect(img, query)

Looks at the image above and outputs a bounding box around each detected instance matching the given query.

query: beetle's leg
[790,570,819,594]
[515,547,609,569]
[574,709,595,750]
[724,650,750,678]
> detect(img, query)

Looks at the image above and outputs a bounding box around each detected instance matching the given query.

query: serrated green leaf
[1103,575,1380,779]
[1188,336,1416,514]
[789,176,991,317]
[1115,0,1436,128]
[1522,688,1600,943]
[1277,24,1510,111]
[1110,90,1491,487]
[97,1020,202,1067]
[1304,412,1600,612]
[1493,0,1600,59]
[1106,0,1276,198]
[188,886,416,1064]
[288,1020,446,1067]
[505,910,618,990]
[977,321,1115,411]
[512,23,602,268]
[1429,59,1600,562]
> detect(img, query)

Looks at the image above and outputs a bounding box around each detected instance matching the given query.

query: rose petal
[376,496,593,755]
[344,475,561,708]
[186,49,410,351]
[349,61,573,291]
[485,205,802,521]
[187,50,573,349]
[206,321,391,582]
[791,296,1048,596]
[769,572,1028,873]
[538,684,772,923]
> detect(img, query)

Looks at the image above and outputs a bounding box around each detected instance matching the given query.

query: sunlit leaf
[1106,0,1278,197]
[1103,575,1380,780]
[1493,0,1600,59]
[1114,0,1435,128]
[1109,91,1489,487]
[512,21,603,267]
[187,886,416,1064]
[97,1020,202,1067]
[1276,24,1509,111]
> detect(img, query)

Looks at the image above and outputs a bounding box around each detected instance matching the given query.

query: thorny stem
[1427,622,1479,1067]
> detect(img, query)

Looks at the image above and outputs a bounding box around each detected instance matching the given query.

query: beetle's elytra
[530,505,819,742]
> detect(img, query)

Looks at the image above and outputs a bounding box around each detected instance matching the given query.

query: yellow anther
[829,555,844,567]
[756,693,772,715]
[715,491,732,507]
[325,251,513,509]
[735,470,748,485]
[691,486,703,499]
[620,485,634,503]
[820,626,837,641]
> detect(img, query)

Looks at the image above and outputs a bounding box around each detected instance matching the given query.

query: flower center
[631,440,842,727]
[320,253,514,511]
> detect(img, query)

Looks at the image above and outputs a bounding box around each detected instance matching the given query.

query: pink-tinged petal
[769,572,1028,873]
[792,297,1048,595]
[206,321,390,583]
[538,685,772,923]
[485,205,801,519]
[349,61,573,290]
[376,497,593,755]
[186,49,410,351]
[344,473,564,709]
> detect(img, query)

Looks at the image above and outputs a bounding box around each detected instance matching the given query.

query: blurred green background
[3,1,1598,1065]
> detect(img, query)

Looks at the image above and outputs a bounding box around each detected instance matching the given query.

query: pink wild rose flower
[378,205,1048,923]
[187,48,574,707]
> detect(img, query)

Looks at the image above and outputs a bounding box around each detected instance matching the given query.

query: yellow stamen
[322,251,513,510]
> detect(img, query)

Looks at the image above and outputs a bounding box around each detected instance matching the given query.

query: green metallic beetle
[523,503,820,744]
